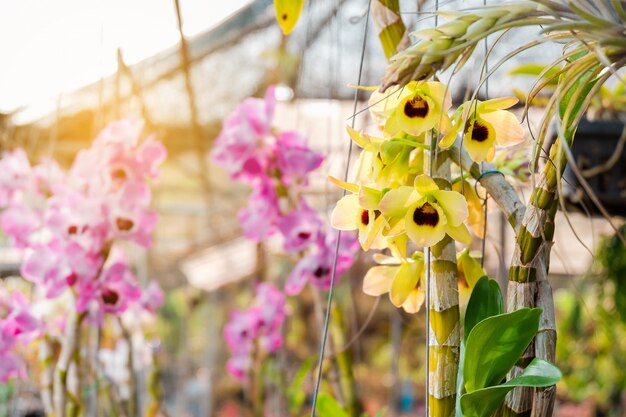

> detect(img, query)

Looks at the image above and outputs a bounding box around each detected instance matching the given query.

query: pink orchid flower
[285,230,358,295]
[275,131,324,185]
[237,179,281,241]
[211,87,277,182]
[277,202,323,253]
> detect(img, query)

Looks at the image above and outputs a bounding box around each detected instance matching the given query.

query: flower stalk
[40,337,55,416]
[54,312,85,417]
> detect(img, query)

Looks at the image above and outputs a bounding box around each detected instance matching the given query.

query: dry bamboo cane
[447,127,557,417]
[428,150,460,417]
[503,141,563,417]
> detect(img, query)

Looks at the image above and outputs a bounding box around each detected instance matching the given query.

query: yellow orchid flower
[439,97,524,163]
[457,248,486,290]
[457,248,487,311]
[452,179,486,238]
[378,174,471,247]
[368,81,453,137]
[330,177,387,251]
[347,126,425,188]
[363,240,426,313]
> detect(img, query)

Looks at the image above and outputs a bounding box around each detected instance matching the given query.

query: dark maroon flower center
[403,96,429,119]
[67,225,78,235]
[313,266,331,278]
[413,202,439,227]
[297,231,311,240]
[116,217,134,231]
[471,122,489,142]
[360,209,370,226]
[65,273,78,286]
[102,289,119,306]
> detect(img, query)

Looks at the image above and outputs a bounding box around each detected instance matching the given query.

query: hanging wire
[309,1,372,416]
[475,170,505,267]
[425,2,440,416]
[480,0,490,267]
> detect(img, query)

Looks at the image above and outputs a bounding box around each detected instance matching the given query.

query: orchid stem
[54,312,85,417]
[330,306,361,417]
[118,318,138,417]
[40,336,55,416]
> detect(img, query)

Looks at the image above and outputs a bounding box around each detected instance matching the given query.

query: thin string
[309,1,372,416]
[481,0,489,268]
[425,2,439,416]
[475,170,505,268]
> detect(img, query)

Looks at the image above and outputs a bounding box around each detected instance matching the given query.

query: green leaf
[287,357,314,414]
[509,63,560,86]
[464,276,504,342]
[317,393,350,417]
[460,358,562,417]
[274,0,305,35]
[464,308,542,393]
[557,56,598,135]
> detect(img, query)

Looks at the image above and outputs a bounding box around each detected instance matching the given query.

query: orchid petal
[328,176,360,193]
[446,222,472,244]
[431,189,469,226]
[463,118,497,163]
[414,174,439,195]
[401,287,426,313]
[378,186,418,217]
[363,265,396,296]
[481,109,525,146]
[480,96,519,112]
[331,194,359,231]
[390,262,421,307]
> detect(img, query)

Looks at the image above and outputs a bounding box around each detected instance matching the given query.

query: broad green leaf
[317,393,350,417]
[287,357,314,414]
[464,308,542,393]
[464,276,504,342]
[274,0,305,35]
[460,358,562,417]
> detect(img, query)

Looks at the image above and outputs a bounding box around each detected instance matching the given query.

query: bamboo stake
[428,150,460,417]
[504,139,563,417]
